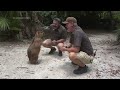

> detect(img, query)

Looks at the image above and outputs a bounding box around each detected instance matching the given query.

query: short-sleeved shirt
[70,26,93,55]
[42,25,67,40]
[50,25,67,41]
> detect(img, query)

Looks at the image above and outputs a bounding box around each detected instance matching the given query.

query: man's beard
[67,29,72,32]
[53,25,60,30]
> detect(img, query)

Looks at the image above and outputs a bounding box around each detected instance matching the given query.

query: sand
[0,30,120,79]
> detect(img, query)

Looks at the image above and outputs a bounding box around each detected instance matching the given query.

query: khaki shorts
[77,51,94,64]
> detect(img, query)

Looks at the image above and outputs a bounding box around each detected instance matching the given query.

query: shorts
[77,51,94,64]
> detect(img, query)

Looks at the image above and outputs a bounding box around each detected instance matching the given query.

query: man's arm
[60,46,80,53]
[61,31,82,53]
[56,39,65,43]
[52,39,65,45]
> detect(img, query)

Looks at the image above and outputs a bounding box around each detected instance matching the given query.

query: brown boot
[49,47,56,54]
[58,50,62,56]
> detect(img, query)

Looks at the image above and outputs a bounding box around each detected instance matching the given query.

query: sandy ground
[0,30,120,79]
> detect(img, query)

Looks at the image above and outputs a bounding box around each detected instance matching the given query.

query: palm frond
[0,17,10,31]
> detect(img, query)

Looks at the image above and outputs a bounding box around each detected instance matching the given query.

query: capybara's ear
[35,31,39,37]
[36,31,38,36]
[38,31,42,35]
[41,31,44,36]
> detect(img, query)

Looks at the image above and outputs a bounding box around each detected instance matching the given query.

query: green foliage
[0,11,120,41]
[0,15,21,41]
[39,11,57,18]
[9,18,21,31]
[0,19,21,31]
[99,11,110,19]
[0,17,10,31]
[112,11,120,20]
[38,11,57,25]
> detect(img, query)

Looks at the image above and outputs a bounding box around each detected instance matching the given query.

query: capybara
[27,31,43,64]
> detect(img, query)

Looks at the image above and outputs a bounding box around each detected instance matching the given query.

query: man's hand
[60,46,80,53]
[50,24,55,27]
[50,24,56,30]
[60,46,67,51]
[65,43,72,48]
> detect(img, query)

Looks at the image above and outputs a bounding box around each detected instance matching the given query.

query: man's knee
[57,43,64,49]
[42,42,48,47]
[42,39,52,47]
[69,52,77,60]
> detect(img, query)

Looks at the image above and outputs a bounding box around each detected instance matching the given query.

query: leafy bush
[0,16,21,41]
[38,11,57,25]
[0,17,10,31]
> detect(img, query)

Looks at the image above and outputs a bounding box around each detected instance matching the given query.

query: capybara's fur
[27,31,43,64]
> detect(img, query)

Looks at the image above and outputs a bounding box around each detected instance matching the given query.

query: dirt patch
[0,31,120,79]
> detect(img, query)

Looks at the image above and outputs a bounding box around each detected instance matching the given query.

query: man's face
[65,22,74,32]
[52,20,60,29]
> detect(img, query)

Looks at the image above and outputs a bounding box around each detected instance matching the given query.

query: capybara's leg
[30,56,38,64]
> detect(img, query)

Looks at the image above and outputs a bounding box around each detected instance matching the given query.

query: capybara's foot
[30,60,39,65]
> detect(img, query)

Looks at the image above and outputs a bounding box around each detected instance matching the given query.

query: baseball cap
[62,17,77,24]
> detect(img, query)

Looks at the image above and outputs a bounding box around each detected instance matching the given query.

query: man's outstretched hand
[59,46,67,51]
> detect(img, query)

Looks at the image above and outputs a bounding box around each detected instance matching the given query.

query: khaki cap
[62,17,77,24]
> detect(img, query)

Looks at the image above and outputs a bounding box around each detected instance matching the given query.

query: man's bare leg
[42,39,56,54]
[57,43,65,56]
[69,52,88,74]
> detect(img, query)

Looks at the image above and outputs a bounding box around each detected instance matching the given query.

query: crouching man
[59,17,94,74]
[42,18,67,56]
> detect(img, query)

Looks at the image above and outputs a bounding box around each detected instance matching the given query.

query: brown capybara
[27,31,43,64]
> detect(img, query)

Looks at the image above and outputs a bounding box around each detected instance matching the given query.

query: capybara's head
[35,31,44,38]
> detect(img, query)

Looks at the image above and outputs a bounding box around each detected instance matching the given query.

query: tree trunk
[31,11,44,37]
[18,11,44,39]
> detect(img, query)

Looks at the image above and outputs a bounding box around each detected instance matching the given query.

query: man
[42,18,67,56]
[58,17,94,74]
